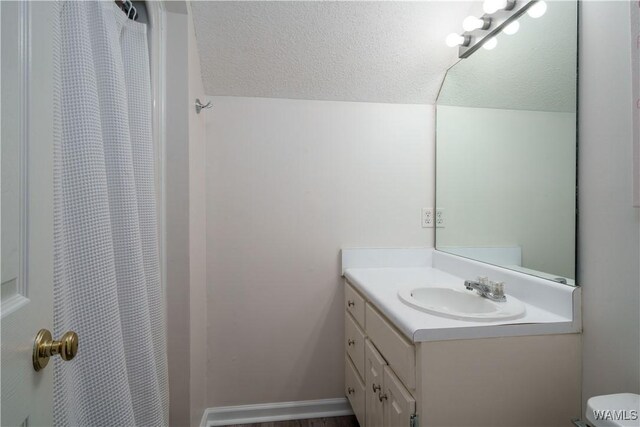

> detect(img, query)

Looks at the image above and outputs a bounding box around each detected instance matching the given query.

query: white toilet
[585,393,640,427]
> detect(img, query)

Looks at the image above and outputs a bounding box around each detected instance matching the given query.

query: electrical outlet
[422,208,434,228]
[436,209,445,228]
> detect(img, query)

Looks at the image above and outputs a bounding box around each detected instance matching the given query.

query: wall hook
[195,98,212,114]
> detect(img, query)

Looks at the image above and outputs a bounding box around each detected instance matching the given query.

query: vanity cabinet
[346,283,366,326]
[345,313,366,375]
[345,283,417,427]
[344,280,581,427]
[345,355,366,425]
[382,366,416,427]
[364,340,385,427]
[365,303,415,390]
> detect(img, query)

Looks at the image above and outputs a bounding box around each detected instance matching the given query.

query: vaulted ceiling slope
[191,1,480,104]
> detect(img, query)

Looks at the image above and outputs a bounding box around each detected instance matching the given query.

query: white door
[1,2,58,425]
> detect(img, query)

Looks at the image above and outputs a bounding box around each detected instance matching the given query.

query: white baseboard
[200,398,353,427]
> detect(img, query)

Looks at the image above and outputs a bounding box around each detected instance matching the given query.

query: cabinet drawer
[345,356,366,427]
[345,312,366,379]
[365,303,415,390]
[345,281,365,328]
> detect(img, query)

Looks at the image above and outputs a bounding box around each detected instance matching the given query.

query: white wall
[205,97,434,406]
[579,1,640,410]
[164,5,208,426]
[164,10,191,427]
[187,4,208,426]
[436,106,576,279]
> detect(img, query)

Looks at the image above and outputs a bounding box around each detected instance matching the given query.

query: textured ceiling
[191,1,481,104]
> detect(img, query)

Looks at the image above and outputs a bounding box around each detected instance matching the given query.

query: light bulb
[483,0,508,14]
[527,1,547,18]
[503,20,520,35]
[446,33,466,47]
[483,37,498,50]
[463,16,487,32]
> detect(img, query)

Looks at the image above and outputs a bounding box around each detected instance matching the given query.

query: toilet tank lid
[586,393,640,427]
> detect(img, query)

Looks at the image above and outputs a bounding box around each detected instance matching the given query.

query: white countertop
[342,248,581,342]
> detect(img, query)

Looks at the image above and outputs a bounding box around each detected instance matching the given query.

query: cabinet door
[383,366,415,427]
[365,340,386,427]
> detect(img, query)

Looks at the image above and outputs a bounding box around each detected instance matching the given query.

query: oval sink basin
[397,287,526,321]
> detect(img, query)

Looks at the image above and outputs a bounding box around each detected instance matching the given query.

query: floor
[227,416,359,427]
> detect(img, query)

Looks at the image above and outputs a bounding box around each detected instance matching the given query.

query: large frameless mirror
[436,0,578,285]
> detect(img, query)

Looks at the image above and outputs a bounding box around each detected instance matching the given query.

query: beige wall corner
[165,5,208,426]
[187,2,209,426]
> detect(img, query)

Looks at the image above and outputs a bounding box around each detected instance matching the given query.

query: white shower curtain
[53,2,168,426]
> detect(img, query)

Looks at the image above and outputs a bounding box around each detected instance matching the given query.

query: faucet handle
[491,281,505,296]
[477,276,489,285]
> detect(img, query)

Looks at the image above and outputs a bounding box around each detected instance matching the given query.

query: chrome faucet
[464,277,506,302]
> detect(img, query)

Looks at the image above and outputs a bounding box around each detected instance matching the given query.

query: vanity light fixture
[483,37,498,50]
[462,16,491,32]
[445,33,471,47]
[483,0,516,14]
[503,21,520,35]
[448,0,544,59]
[527,1,547,18]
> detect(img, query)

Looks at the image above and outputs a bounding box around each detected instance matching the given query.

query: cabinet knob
[347,387,355,395]
[372,383,381,393]
[347,300,355,307]
[347,339,355,346]
[378,392,388,402]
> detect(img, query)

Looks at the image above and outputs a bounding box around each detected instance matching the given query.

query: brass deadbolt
[32,329,78,372]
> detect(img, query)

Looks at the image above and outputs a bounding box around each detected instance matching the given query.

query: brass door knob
[32,329,78,372]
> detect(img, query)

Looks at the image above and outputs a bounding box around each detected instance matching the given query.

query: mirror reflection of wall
[436,0,578,283]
